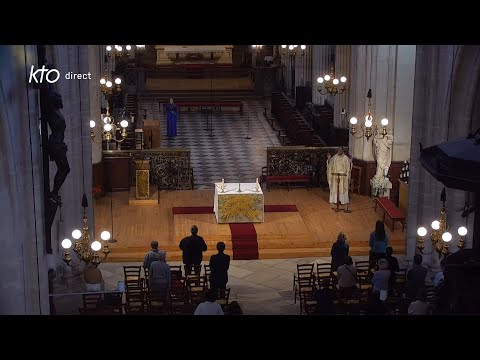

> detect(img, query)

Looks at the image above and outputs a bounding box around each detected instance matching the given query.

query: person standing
[165,97,178,139]
[179,225,208,275]
[336,256,357,299]
[407,254,428,299]
[143,240,161,271]
[209,242,230,291]
[326,146,352,210]
[371,258,391,301]
[369,220,389,268]
[149,251,171,297]
[330,232,349,272]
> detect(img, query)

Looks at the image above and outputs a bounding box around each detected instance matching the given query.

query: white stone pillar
[348,45,415,162]
[0,45,50,314]
[89,45,103,165]
[406,45,479,264]
[333,45,351,128]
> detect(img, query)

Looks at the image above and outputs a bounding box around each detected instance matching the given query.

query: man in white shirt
[194,290,224,315]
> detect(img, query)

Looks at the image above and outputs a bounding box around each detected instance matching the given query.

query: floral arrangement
[93,184,105,199]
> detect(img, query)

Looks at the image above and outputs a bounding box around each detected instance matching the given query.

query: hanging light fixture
[281,45,306,57]
[100,68,122,98]
[317,63,347,96]
[349,89,389,141]
[61,194,112,267]
[416,188,468,257]
[90,105,128,143]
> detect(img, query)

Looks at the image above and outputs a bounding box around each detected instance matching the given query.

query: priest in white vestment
[326,146,352,209]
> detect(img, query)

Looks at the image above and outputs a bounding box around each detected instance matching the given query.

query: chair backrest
[82,293,103,309]
[350,165,362,193]
[184,264,202,277]
[216,288,230,308]
[124,266,142,281]
[355,261,370,273]
[125,278,144,292]
[170,265,183,280]
[297,263,314,279]
[317,263,332,277]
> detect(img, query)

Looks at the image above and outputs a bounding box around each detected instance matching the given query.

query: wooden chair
[297,277,317,314]
[125,278,144,292]
[170,265,183,280]
[204,264,211,289]
[216,288,230,311]
[147,290,169,314]
[293,263,315,304]
[143,268,150,291]
[316,263,333,286]
[394,269,407,295]
[301,291,317,315]
[125,289,145,314]
[82,293,103,310]
[350,165,362,195]
[124,266,142,282]
[170,282,188,314]
[186,275,207,306]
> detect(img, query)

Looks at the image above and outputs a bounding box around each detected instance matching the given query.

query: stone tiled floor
[91,255,410,315]
[137,99,280,189]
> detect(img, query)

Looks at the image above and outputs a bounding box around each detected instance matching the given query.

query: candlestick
[221,178,225,193]
[255,177,259,192]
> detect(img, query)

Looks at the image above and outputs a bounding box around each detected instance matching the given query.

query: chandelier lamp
[317,64,347,96]
[61,194,111,267]
[349,89,389,141]
[281,45,306,57]
[100,68,122,98]
[252,45,263,49]
[90,104,128,143]
[106,45,145,59]
[416,189,467,257]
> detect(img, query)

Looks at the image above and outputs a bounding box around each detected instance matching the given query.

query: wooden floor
[94,189,406,262]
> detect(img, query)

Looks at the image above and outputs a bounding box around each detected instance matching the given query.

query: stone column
[333,45,351,128]
[89,45,103,165]
[406,45,480,266]
[46,45,95,273]
[0,45,50,314]
[311,45,333,105]
[348,45,416,163]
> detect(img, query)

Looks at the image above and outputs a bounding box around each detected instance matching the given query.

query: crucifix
[331,172,347,212]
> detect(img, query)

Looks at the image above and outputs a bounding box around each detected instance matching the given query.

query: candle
[256,178,259,184]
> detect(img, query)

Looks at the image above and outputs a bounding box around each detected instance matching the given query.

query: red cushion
[377,197,404,218]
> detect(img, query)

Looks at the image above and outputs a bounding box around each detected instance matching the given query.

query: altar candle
[256,177,259,184]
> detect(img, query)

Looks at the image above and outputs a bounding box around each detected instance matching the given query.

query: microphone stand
[244,111,251,140]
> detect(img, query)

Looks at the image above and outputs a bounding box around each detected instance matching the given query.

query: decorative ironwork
[266,146,349,188]
[103,149,193,190]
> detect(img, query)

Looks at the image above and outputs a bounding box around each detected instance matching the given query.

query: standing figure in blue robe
[166,98,178,138]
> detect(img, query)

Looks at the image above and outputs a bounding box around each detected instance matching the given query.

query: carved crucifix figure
[44,88,70,206]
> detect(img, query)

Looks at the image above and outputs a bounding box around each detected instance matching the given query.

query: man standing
[209,242,230,291]
[326,146,352,209]
[143,241,161,271]
[179,225,208,275]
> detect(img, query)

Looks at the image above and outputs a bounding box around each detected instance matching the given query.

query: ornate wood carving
[103,148,193,190]
[266,146,349,188]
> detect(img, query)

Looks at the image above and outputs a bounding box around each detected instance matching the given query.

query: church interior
[1,44,480,315]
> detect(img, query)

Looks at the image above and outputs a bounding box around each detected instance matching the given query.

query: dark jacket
[407,264,428,298]
[386,255,400,289]
[179,235,208,265]
[314,288,335,315]
[209,252,231,288]
[330,241,349,271]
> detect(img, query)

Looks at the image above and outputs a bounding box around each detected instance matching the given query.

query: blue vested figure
[166,98,178,138]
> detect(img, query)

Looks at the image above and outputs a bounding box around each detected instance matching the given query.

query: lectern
[134,160,150,199]
[332,172,348,212]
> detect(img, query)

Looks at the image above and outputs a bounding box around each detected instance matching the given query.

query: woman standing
[369,220,388,268]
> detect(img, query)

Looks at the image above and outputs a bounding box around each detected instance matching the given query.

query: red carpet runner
[172,205,298,260]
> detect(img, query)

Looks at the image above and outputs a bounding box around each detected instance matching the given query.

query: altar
[213,182,264,224]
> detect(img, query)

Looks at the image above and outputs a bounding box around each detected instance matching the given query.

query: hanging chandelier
[61,194,111,267]
[349,89,389,141]
[416,188,468,257]
[317,64,347,96]
[105,45,145,59]
[252,45,263,49]
[100,67,122,98]
[90,104,129,143]
[281,45,306,57]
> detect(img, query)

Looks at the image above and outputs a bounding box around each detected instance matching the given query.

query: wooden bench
[163,101,243,114]
[266,175,311,191]
[374,197,405,232]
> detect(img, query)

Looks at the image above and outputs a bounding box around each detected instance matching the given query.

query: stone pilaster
[0,45,50,314]
[406,45,480,265]
[348,45,416,163]
[332,45,351,128]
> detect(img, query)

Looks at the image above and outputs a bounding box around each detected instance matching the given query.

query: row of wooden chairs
[293,262,408,315]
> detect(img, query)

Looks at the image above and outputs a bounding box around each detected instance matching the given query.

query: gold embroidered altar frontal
[214,183,264,223]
